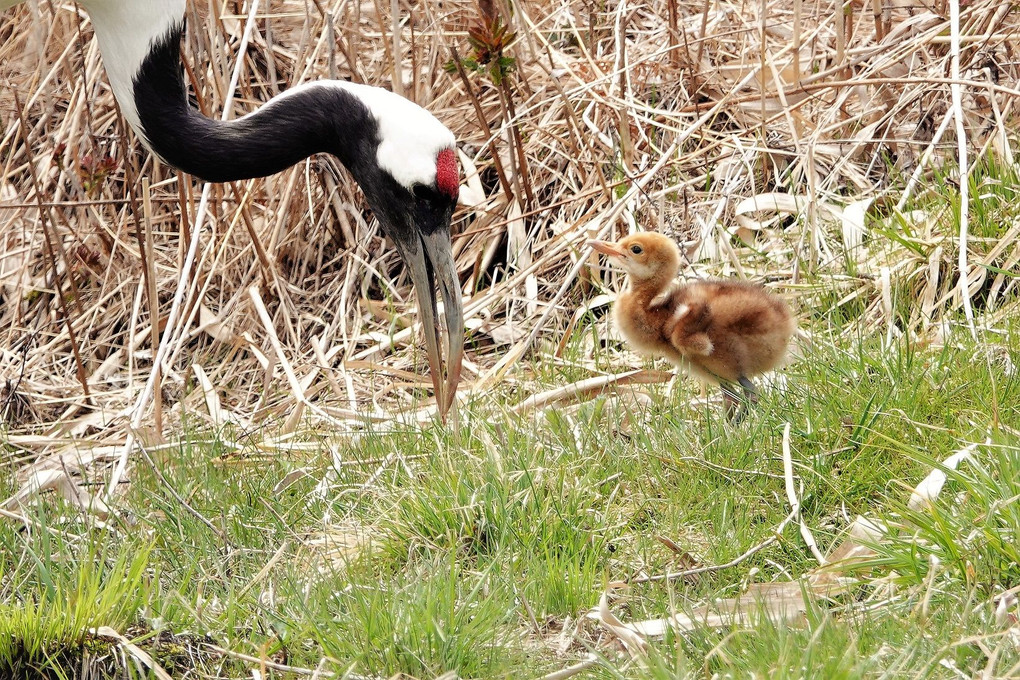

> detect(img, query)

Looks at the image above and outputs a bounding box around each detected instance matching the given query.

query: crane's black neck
[133,22,379,183]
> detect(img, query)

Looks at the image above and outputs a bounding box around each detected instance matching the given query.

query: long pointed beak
[391,229,463,420]
[587,239,626,257]
[420,228,464,417]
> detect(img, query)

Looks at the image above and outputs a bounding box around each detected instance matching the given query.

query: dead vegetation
[0,0,1018,470]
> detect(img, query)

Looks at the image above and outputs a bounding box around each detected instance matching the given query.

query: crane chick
[588,232,795,421]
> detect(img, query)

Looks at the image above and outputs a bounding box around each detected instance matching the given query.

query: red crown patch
[435,148,460,200]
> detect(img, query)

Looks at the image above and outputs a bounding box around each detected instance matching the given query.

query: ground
[2,316,1019,678]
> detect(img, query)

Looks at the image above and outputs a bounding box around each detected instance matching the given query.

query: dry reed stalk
[449,46,515,202]
[0,0,1016,486]
[140,178,162,434]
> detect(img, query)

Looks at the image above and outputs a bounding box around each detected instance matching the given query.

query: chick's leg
[722,377,758,423]
[721,382,741,421]
[738,376,758,405]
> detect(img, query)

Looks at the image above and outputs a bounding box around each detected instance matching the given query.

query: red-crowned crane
[1,0,464,415]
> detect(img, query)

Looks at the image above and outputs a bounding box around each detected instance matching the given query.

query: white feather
[256,82,455,191]
[337,81,455,190]
[80,0,186,143]
[1,0,183,140]
[4,0,454,190]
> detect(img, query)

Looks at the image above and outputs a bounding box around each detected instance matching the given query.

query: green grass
[1,316,1018,678]
[0,517,152,677]
[4,149,1020,676]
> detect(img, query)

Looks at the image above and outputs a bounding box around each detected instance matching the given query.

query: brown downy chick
[588,232,795,421]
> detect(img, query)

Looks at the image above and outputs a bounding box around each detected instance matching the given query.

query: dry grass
[0,0,1018,476]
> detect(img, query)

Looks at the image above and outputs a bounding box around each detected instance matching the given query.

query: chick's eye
[630,244,643,254]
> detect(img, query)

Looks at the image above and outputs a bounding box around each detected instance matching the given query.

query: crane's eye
[413,184,437,201]
[629,244,643,255]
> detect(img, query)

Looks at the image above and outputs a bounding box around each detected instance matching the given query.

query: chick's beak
[587,239,626,258]
[390,227,464,420]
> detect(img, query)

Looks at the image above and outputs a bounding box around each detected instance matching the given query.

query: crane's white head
[310,81,464,415]
[337,82,458,196]
[289,81,458,203]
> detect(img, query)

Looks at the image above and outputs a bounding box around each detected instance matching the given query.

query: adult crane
[1,0,464,415]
